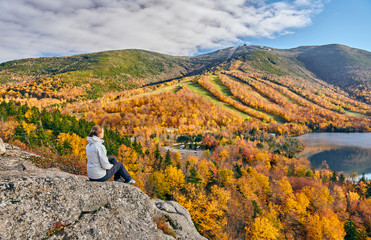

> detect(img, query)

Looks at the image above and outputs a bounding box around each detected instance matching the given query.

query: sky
[0,0,370,63]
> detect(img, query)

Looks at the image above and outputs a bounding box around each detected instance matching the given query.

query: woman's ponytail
[89,125,103,137]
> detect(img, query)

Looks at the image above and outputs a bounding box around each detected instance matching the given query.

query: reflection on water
[296,133,371,179]
[310,147,371,174]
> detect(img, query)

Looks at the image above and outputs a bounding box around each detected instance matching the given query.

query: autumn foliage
[0,61,371,239]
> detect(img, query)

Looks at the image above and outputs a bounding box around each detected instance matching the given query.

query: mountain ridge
[0,44,370,123]
[1,44,369,101]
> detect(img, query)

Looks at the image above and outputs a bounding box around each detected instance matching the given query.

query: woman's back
[86,135,112,179]
[86,125,134,184]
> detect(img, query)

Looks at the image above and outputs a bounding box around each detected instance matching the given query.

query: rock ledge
[0,140,206,240]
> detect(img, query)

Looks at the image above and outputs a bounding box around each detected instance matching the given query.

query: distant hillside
[0,50,191,82]
[289,44,371,103]
[215,44,371,103]
[0,44,370,102]
[0,49,235,99]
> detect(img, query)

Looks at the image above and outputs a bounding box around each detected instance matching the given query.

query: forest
[0,49,371,239]
[0,87,370,240]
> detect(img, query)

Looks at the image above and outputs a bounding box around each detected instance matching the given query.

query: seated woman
[86,125,135,184]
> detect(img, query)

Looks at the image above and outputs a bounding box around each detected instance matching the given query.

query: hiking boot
[126,178,136,184]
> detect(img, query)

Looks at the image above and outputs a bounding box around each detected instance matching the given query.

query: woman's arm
[96,145,113,170]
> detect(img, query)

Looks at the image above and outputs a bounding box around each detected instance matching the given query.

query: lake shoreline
[295,132,371,180]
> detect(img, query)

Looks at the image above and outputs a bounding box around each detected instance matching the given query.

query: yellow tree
[305,211,345,240]
[57,133,86,160]
[176,185,230,240]
[0,120,17,140]
[219,149,229,163]
[197,159,213,187]
[246,217,280,240]
[287,192,310,216]
[163,165,185,194]
[117,144,139,174]
[21,121,36,135]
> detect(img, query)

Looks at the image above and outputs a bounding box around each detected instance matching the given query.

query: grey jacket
[86,136,113,179]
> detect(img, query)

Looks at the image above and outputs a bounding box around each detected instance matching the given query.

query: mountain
[1,44,369,101]
[209,44,371,103]
[0,50,194,98]
[286,44,371,103]
[0,48,239,99]
[0,44,370,131]
[1,46,371,239]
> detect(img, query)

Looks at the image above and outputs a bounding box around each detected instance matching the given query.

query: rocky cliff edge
[0,139,206,240]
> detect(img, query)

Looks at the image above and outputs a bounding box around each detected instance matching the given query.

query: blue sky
[247,0,371,51]
[0,0,370,63]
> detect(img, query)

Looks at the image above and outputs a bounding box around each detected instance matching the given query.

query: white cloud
[0,0,324,62]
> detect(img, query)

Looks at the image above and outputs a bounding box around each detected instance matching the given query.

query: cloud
[0,0,324,62]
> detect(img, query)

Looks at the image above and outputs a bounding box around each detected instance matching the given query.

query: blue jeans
[90,157,132,182]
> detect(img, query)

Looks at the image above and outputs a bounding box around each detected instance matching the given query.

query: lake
[296,132,371,180]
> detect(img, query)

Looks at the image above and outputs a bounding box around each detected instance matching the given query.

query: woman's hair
[89,125,104,137]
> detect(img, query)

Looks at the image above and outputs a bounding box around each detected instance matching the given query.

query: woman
[86,125,135,184]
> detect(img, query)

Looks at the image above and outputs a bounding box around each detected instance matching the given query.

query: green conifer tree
[186,166,201,184]
[164,150,173,167]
